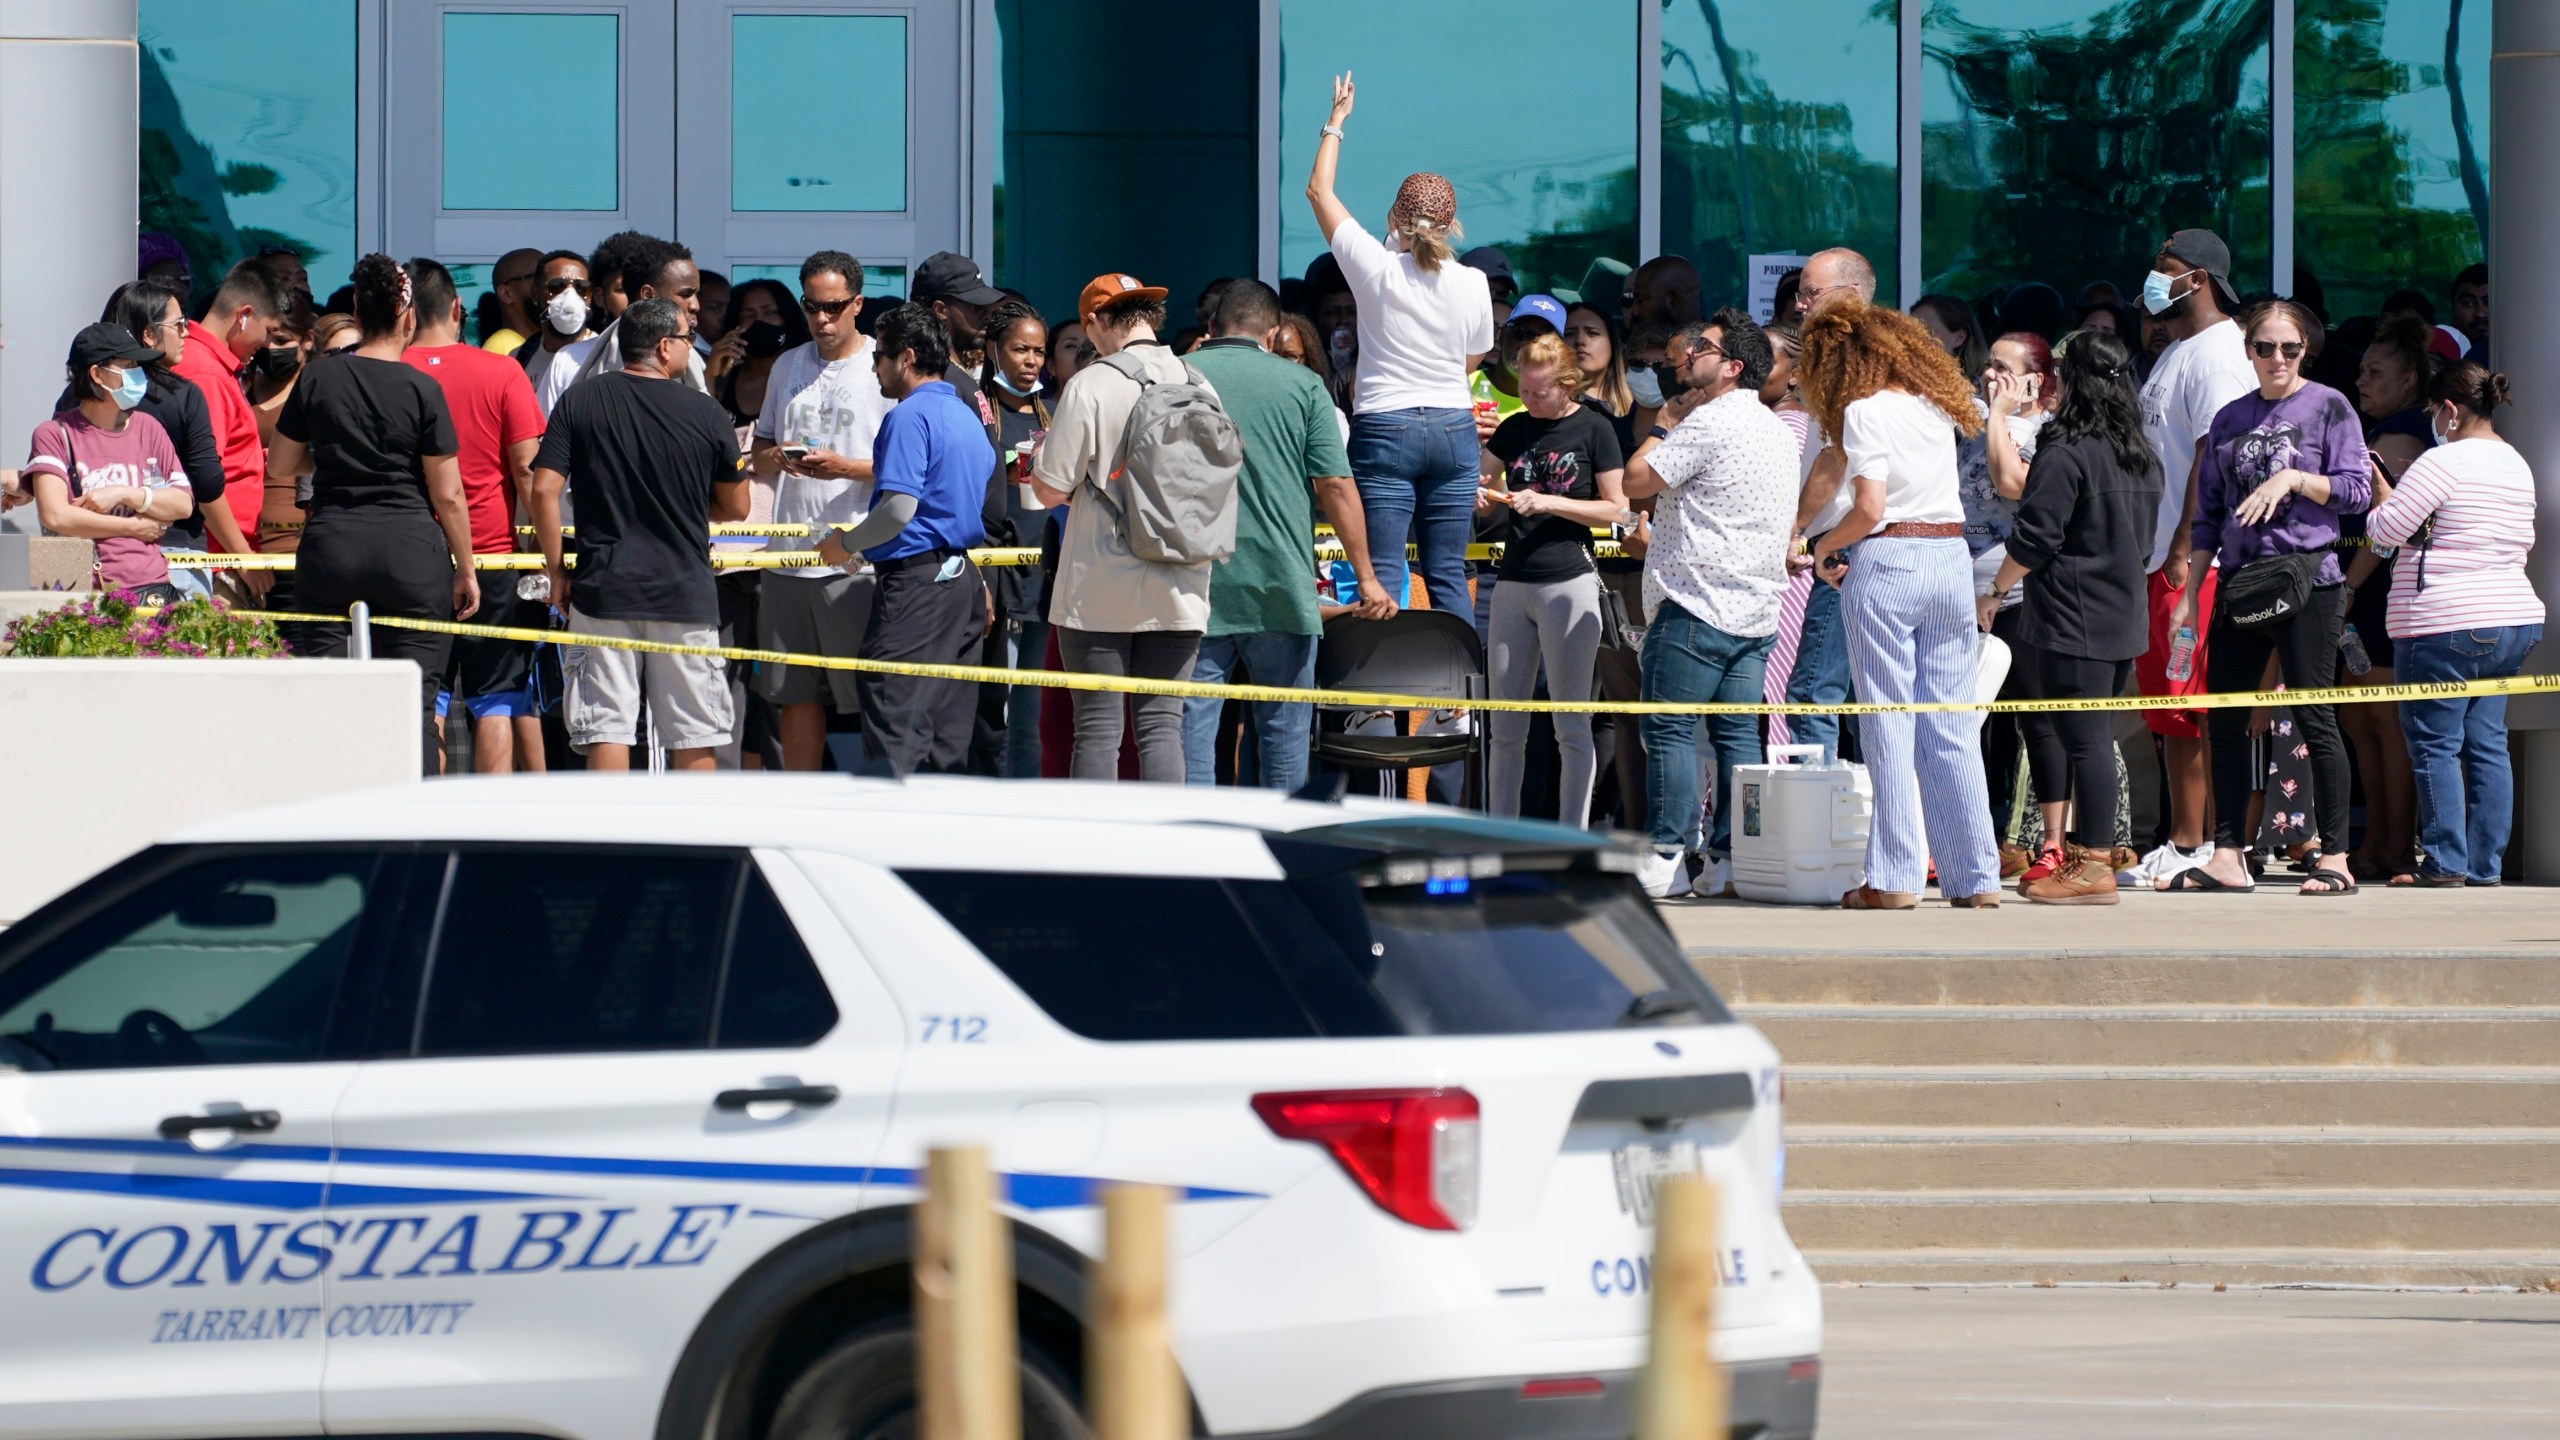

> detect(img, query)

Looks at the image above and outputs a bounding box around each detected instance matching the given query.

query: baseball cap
[910,252,1005,309]
[1077,272,1170,323]
[68,322,157,372]
[2429,323,2471,364]
[2159,229,2239,310]
[1460,247,1516,290]
[1508,293,1569,337]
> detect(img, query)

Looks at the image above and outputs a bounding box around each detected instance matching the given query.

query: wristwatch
[1320,124,1345,140]
[1647,425,1671,443]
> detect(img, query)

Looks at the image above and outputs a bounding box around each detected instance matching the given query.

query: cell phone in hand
[780,445,812,462]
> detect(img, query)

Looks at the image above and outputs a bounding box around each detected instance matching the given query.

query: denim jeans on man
[1641,599,1774,857]
[1784,574,1852,761]
[1347,408,1479,626]
[2398,623,2542,883]
[1182,631,1319,790]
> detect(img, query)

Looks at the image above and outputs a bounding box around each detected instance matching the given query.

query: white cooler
[1731,744,1872,905]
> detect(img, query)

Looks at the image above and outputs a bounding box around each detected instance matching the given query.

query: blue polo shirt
[866,380,993,563]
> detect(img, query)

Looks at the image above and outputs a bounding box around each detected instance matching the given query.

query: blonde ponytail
[1404,216,1463,273]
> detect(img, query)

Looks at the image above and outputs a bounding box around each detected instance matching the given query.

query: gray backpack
[1086,350,1243,565]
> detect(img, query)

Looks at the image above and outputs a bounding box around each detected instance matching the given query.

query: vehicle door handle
[158,1110,282,1140]
[715,1085,840,1112]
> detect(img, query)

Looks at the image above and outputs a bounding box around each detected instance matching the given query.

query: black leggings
[2206,582,2349,853]
[1983,605,2029,837]
[288,511,455,774]
[2018,646,2133,848]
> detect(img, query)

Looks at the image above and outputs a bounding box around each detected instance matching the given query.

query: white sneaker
[1696,856,1735,899]
[1638,848,1691,899]
[2120,841,2214,886]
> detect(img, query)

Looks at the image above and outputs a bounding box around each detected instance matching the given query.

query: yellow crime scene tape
[170,539,1626,571]
[224,606,2554,717]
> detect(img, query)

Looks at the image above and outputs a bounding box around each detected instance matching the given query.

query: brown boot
[2023,846,2121,906]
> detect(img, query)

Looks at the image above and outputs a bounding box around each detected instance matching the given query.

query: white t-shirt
[2138,318,2257,572]
[1801,415,1848,536]
[532,339,593,418]
[755,338,893,580]
[1327,220,1494,414]
[1840,390,1965,527]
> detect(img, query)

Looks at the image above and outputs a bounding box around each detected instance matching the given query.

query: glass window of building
[1278,0,1638,298]
[443,11,621,212]
[732,15,908,212]
[728,262,911,307]
[2294,0,2488,324]
[1660,0,1901,309]
[1921,0,2273,316]
[138,0,358,310]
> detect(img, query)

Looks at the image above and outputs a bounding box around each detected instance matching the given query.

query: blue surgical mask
[108,366,149,411]
[2142,269,2185,317]
[988,369,1042,400]
[1626,366,1665,408]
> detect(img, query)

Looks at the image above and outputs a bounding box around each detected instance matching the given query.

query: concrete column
[2493,1,2560,877]
[0,0,137,534]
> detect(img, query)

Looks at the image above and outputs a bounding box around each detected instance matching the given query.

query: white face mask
[2430,407,2452,447]
[546,287,589,335]
[1626,366,1665,408]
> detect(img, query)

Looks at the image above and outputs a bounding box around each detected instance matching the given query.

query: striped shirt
[2365,436,2545,638]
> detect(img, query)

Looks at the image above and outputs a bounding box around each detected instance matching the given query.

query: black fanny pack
[2218,551,2325,630]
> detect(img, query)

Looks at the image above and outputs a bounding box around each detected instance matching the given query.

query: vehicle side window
[897,871,1322,1041]
[715,867,838,1049]
[418,851,732,1056]
[0,851,383,1072]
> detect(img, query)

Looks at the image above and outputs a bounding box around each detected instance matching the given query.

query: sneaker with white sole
[1695,855,1734,899]
[1637,848,1691,899]
[2119,840,2213,887]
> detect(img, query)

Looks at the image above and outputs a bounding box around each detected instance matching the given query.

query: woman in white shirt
[1804,299,2002,908]
[1305,72,1495,621]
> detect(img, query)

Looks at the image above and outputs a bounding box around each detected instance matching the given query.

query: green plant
[2,590,285,659]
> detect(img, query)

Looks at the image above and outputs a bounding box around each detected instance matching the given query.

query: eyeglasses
[801,295,857,317]
[1798,281,1856,305]
[2249,340,2306,360]
[542,277,592,296]
[664,332,695,347]
[495,271,537,288]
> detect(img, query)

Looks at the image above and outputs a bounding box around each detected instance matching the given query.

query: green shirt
[1185,338,1352,637]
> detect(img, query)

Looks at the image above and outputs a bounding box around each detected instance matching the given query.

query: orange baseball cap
[1078,272,1169,322]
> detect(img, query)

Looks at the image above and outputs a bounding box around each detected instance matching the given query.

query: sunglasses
[542,276,592,296]
[2249,340,2305,360]
[801,295,857,317]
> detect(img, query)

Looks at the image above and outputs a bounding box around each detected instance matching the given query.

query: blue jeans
[163,546,213,601]
[1640,600,1773,857]
[1183,630,1319,790]
[1785,574,1852,762]
[1348,408,1479,626]
[2398,623,2541,883]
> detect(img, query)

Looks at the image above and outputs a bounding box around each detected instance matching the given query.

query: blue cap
[1509,293,1568,336]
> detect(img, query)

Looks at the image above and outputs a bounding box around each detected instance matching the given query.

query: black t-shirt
[533,371,742,623]
[277,353,456,517]
[994,398,1049,618]
[1486,405,1623,582]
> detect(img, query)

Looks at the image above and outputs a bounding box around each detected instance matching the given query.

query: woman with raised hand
[1305,71,1496,623]
[266,254,479,773]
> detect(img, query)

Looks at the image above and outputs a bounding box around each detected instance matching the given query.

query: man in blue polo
[813,303,992,776]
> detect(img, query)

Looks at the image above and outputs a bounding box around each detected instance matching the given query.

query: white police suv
[0,775,1819,1440]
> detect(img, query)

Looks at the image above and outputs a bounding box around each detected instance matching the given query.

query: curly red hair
[1798,297,1983,441]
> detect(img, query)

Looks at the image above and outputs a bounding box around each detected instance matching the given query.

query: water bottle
[516,571,551,603]
[2165,625,2197,683]
[2339,622,2372,677]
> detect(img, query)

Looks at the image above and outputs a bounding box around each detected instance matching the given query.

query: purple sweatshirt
[2189,380,2371,587]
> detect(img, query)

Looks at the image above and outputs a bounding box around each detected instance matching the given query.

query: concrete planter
[0,657,419,921]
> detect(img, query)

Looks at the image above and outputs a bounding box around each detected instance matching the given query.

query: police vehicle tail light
[1251,1088,1481,1231]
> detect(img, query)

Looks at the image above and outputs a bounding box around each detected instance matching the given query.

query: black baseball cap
[1460,246,1515,288]
[910,252,1004,309]
[2159,229,2239,310]
[67,322,157,372]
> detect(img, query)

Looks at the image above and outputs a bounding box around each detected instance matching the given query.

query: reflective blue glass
[1662,0,1901,308]
[443,12,620,211]
[1278,0,1637,296]
[1921,0,2273,304]
[2295,0,2489,323]
[732,15,908,211]
[139,0,358,308]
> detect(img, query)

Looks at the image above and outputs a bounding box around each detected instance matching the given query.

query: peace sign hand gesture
[1329,73,1356,126]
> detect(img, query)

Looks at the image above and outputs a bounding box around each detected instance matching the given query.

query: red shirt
[172,319,265,541]
[402,343,545,553]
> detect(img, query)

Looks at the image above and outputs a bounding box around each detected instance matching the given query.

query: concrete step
[1694,948,2560,1009]
[1750,1007,2560,1066]
[1782,1189,2560,1251]
[1804,1249,2560,1288]
[1785,1067,2560,1128]
[1785,1127,2560,1191]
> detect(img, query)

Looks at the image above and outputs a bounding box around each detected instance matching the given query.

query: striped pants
[1840,535,1999,900]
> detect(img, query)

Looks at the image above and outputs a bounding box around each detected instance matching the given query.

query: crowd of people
[2,71,2540,903]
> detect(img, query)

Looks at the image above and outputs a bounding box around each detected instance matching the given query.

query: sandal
[2298,867,2359,895]
[2161,868,2253,893]
[1947,891,2001,909]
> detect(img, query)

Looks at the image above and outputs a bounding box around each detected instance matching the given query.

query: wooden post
[1633,1174,1727,1440]
[915,1146,1020,1440]
[1089,1185,1185,1440]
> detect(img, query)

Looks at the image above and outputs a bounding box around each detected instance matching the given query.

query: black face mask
[741,320,789,359]
[1649,362,1685,396]
[252,345,304,380]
